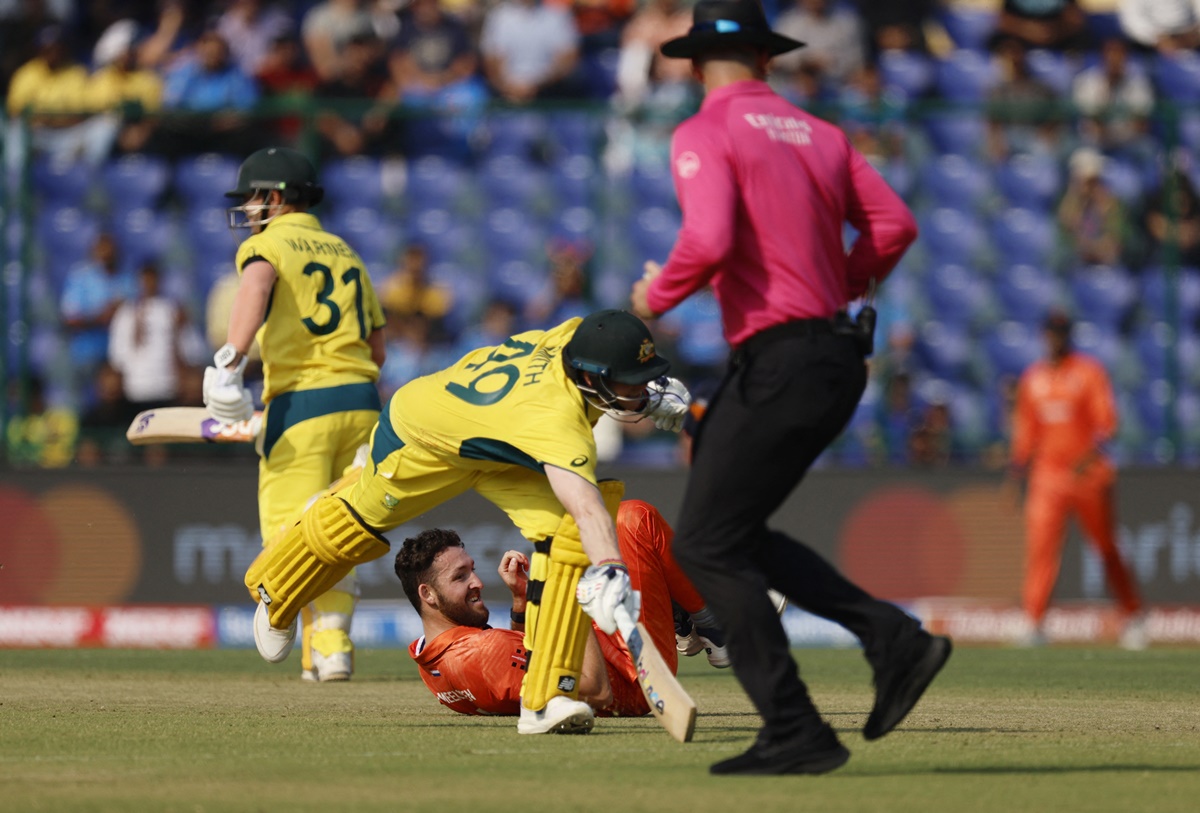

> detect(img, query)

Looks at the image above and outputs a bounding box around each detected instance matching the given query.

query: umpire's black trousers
[672,320,920,740]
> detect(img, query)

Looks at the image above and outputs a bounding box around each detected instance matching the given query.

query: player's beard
[434,585,490,628]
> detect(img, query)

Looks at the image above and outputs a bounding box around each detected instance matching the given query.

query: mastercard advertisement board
[2,466,1199,645]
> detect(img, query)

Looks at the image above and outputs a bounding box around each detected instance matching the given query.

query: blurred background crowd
[2,0,1200,469]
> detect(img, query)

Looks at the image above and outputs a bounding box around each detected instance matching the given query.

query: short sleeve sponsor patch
[676,151,701,179]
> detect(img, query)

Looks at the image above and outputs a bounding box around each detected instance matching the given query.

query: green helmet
[565,310,670,386]
[225,147,324,206]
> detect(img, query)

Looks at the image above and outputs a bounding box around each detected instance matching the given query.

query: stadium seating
[484,111,547,158]
[405,155,471,212]
[102,154,170,213]
[111,207,174,269]
[487,258,543,308]
[321,156,385,211]
[479,155,551,210]
[407,207,476,265]
[630,159,678,210]
[1100,158,1145,204]
[878,50,934,101]
[325,206,398,272]
[921,207,988,265]
[984,320,1043,378]
[924,262,991,326]
[174,153,240,209]
[924,112,988,156]
[993,207,1056,267]
[936,50,997,102]
[1140,266,1200,326]
[922,153,993,210]
[916,320,974,379]
[32,158,94,207]
[1153,52,1200,102]
[993,263,1063,325]
[995,152,1062,211]
[1070,265,1137,330]
[482,207,546,265]
[629,206,681,263]
[38,206,100,285]
[183,206,236,271]
[1026,49,1076,96]
[939,8,997,51]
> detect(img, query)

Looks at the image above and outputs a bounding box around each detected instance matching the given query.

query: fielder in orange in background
[1010,310,1145,650]
[395,500,726,717]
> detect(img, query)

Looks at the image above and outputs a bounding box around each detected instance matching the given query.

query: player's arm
[544,465,622,565]
[225,260,277,360]
[497,550,529,632]
[577,627,613,712]
[844,142,919,299]
[368,327,386,369]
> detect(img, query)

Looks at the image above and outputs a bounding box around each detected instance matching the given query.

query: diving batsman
[243,308,692,733]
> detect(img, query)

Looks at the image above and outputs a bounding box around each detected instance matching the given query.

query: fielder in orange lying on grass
[396,500,716,717]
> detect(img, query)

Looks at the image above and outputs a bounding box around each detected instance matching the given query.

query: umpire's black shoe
[710,724,850,776]
[863,632,953,741]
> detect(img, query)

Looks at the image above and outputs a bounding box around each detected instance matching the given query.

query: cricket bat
[126,407,262,445]
[613,603,697,743]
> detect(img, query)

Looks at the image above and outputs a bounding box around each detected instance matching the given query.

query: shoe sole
[710,744,850,776]
[864,636,953,741]
[517,712,594,735]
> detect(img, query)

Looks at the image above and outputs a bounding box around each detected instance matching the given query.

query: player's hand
[643,376,691,432]
[203,344,253,424]
[498,550,529,599]
[630,261,662,320]
[576,561,640,636]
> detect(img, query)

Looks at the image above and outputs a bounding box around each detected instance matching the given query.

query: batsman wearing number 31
[244,308,692,734]
[205,147,387,683]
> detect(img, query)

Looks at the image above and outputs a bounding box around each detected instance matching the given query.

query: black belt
[735,317,837,358]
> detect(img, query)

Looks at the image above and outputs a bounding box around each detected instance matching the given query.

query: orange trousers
[1023,464,1141,623]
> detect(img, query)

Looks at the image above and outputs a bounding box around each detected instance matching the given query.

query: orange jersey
[1012,352,1117,471]
[409,499,699,718]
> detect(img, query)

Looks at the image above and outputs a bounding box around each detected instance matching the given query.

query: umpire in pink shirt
[631,0,951,776]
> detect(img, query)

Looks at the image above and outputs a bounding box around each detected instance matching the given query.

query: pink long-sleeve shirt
[645,80,918,348]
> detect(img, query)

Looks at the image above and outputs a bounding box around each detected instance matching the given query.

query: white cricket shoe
[517,696,595,735]
[254,601,297,663]
[1119,614,1149,651]
[313,650,353,682]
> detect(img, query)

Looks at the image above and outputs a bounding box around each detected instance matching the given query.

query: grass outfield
[2,647,1198,813]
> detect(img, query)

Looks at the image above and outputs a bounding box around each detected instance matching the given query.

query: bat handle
[612,604,638,644]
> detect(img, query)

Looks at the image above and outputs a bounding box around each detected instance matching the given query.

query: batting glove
[577,560,640,636]
[203,344,254,424]
[643,376,691,433]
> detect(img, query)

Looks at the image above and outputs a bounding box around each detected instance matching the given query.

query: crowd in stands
[3,0,1200,469]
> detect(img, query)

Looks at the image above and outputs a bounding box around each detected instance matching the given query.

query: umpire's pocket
[739,353,792,407]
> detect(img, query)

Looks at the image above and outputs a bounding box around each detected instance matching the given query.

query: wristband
[214,343,242,370]
[510,609,526,625]
[595,558,627,572]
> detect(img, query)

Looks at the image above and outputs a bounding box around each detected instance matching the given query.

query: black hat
[565,310,671,385]
[661,0,805,60]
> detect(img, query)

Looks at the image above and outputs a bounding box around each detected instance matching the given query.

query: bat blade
[127,408,262,445]
[614,605,697,743]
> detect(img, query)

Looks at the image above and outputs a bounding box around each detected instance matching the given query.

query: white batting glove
[577,561,640,636]
[643,376,691,433]
[203,344,254,424]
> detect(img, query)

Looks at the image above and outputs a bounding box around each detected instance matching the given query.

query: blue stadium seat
[112,207,173,269]
[993,207,1056,267]
[326,206,399,271]
[38,206,100,282]
[482,207,546,265]
[1070,265,1137,330]
[552,206,598,245]
[183,206,237,272]
[629,206,681,263]
[484,111,547,158]
[925,262,990,326]
[916,320,973,379]
[487,259,544,308]
[1153,52,1200,102]
[935,50,997,102]
[551,154,596,208]
[1133,321,1178,381]
[174,153,240,209]
[984,320,1042,377]
[546,111,602,158]
[1180,112,1200,152]
[1071,319,1121,368]
[322,156,385,211]
[921,207,988,265]
[939,8,997,51]
[1140,266,1200,326]
[1026,49,1076,96]
[878,50,934,100]
[102,154,170,212]
[406,207,475,265]
[924,112,987,156]
[994,263,1062,325]
[922,153,993,210]
[32,157,94,207]
[405,155,471,211]
[1100,158,1144,204]
[658,290,727,369]
[427,261,483,332]
[995,153,1062,211]
[479,155,550,210]
[1135,379,1174,438]
[630,160,677,209]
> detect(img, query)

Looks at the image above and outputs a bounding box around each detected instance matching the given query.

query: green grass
[2,647,1198,813]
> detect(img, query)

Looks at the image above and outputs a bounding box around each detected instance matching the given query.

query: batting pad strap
[246,496,389,630]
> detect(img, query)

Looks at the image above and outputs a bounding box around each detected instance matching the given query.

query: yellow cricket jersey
[387,318,604,485]
[235,212,385,402]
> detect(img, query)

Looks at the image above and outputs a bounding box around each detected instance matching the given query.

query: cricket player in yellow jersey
[244,309,692,733]
[204,147,386,683]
